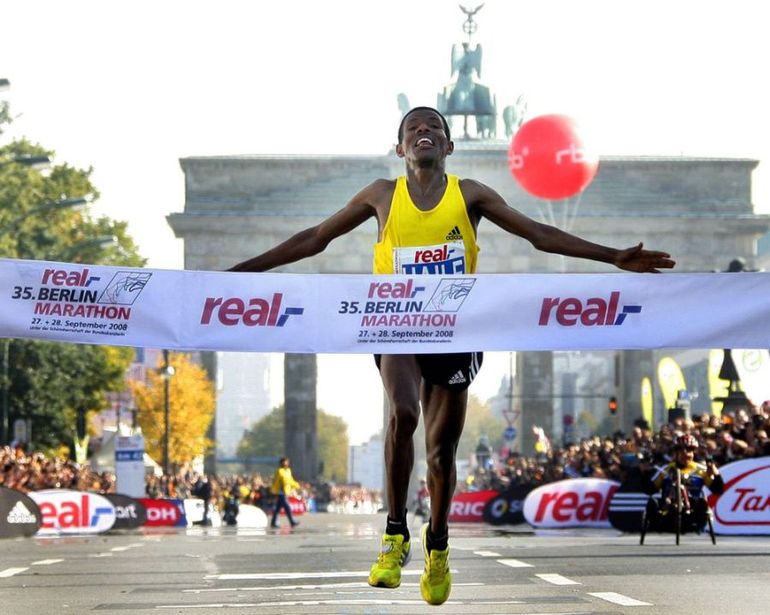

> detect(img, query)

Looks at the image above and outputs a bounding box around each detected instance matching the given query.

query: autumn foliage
[130,353,215,469]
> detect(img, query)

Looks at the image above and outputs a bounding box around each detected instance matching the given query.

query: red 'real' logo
[539,291,642,326]
[200,294,304,327]
[532,486,618,523]
[41,268,101,287]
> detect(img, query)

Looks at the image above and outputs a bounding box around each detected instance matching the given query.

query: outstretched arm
[228,181,383,272]
[464,179,675,272]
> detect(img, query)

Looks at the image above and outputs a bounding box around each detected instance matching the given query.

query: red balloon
[508,114,598,200]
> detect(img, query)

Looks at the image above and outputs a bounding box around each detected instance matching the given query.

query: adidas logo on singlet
[445,226,463,241]
[448,370,467,385]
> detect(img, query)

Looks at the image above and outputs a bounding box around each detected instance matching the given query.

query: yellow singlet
[373,175,479,275]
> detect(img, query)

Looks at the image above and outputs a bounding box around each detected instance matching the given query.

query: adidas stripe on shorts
[375,352,483,392]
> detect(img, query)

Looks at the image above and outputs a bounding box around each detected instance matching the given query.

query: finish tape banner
[2,258,770,353]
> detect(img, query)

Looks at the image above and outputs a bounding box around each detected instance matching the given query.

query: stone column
[199,350,218,475]
[284,353,318,482]
[517,352,554,455]
[621,350,654,432]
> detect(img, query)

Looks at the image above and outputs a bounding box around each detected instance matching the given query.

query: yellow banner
[657,357,686,410]
[641,376,654,428]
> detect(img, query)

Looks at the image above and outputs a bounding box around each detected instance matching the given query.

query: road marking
[161,609,586,615]
[205,569,457,581]
[474,550,501,557]
[497,558,533,568]
[88,553,113,558]
[536,573,581,585]
[477,612,588,615]
[589,592,652,606]
[111,546,130,552]
[157,600,463,608]
[156,599,536,609]
[31,559,64,566]
[0,567,28,578]
[184,581,482,593]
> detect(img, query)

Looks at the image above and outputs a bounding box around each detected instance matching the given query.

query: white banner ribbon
[1,258,769,353]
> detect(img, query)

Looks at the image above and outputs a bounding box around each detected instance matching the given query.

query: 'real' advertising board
[29,489,116,535]
[523,478,620,529]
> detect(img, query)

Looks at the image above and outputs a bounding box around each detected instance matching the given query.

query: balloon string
[561,197,568,230]
[546,199,556,227]
[566,192,583,232]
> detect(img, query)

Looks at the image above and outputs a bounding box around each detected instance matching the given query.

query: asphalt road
[1,512,769,614]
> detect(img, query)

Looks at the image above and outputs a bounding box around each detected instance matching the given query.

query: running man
[229,106,675,604]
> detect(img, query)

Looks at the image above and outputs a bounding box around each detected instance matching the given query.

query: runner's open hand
[614,243,676,273]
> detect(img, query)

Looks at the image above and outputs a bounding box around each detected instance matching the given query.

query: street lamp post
[1,340,9,444]
[160,350,175,475]
[715,259,752,415]
[56,234,118,262]
[9,196,92,232]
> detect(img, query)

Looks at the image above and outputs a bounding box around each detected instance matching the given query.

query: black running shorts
[374,352,483,393]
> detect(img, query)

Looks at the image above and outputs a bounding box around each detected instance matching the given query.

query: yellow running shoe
[367,533,411,588]
[419,522,451,605]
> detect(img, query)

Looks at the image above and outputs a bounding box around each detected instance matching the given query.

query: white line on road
[110,546,130,552]
[536,573,581,585]
[31,559,64,566]
[184,581,483,593]
[157,599,538,609]
[205,569,458,581]
[497,558,534,568]
[589,592,652,606]
[475,612,587,615]
[0,567,28,578]
[157,600,465,608]
[474,550,501,557]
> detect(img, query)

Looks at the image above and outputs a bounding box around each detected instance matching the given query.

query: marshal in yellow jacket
[271,466,300,496]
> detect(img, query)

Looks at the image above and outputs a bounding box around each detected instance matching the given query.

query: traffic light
[608,396,618,415]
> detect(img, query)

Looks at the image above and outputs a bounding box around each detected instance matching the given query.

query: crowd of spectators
[4,400,769,512]
[0,448,380,516]
[0,446,115,493]
[464,400,770,493]
[142,472,382,515]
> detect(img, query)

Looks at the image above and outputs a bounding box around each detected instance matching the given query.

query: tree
[456,395,506,462]
[6,341,134,452]
[238,405,350,482]
[317,411,349,482]
[1,98,145,452]
[0,139,143,265]
[130,353,215,470]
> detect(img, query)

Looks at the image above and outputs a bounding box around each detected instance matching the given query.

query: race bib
[393,242,466,274]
